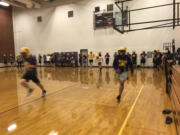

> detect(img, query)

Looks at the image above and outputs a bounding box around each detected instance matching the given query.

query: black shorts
[22,72,40,83]
[106,59,109,65]
[89,60,93,63]
[98,62,102,66]
[156,59,162,65]
[141,59,146,64]
[132,59,137,64]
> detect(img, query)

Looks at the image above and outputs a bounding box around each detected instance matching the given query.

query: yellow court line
[118,84,145,135]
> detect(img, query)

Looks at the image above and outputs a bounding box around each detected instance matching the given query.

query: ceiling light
[0,1,10,7]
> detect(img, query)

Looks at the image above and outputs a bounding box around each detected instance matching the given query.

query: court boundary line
[0,84,78,115]
[118,84,145,135]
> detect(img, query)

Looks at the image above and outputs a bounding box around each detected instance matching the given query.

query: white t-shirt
[96,57,103,63]
[47,56,51,62]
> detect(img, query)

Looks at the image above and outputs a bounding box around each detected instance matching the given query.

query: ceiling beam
[4,0,26,8]
[14,0,41,8]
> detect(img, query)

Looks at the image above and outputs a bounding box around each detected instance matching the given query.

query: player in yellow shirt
[88,51,94,67]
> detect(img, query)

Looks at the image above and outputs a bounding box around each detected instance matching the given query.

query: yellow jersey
[89,54,94,60]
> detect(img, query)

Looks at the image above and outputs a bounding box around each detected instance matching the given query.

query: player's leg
[17,62,20,69]
[21,76,34,97]
[99,62,102,72]
[21,79,31,89]
[32,75,46,97]
[91,60,93,68]
[117,79,125,102]
[117,72,127,102]
[119,80,125,96]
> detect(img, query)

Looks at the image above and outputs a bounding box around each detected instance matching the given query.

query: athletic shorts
[156,59,162,65]
[132,59,137,65]
[89,60,93,63]
[106,59,109,65]
[117,72,128,81]
[141,59,146,64]
[98,62,102,66]
[22,72,40,83]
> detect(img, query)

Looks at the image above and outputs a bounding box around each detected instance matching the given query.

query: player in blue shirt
[113,47,132,102]
[155,50,162,71]
[20,47,46,97]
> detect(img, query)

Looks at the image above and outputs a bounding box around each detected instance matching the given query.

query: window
[68,11,74,18]
[107,4,113,11]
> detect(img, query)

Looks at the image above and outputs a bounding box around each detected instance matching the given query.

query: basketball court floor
[0,67,176,135]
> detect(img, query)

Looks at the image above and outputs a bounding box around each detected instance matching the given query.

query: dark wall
[0,6,15,62]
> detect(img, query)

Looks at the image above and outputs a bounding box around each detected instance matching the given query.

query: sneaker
[162,109,172,114]
[166,116,173,124]
[116,95,121,103]
[26,89,34,97]
[42,90,46,98]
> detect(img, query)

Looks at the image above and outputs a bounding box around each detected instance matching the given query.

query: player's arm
[113,56,119,72]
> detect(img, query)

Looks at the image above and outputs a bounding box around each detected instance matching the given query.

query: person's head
[157,49,159,52]
[3,54,6,56]
[90,51,92,54]
[106,52,109,55]
[118,47,126,56]
[132,51,136,54]
[142,50,145,53]
[20,47,30,58]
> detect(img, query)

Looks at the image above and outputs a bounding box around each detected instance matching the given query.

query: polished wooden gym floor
[0,67,177,135]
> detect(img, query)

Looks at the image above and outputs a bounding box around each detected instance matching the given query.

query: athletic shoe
[162,109,172,114]
[26,88,34,97]
[166,116,173,124]
[117,95,121,102]
[42,90,46,98]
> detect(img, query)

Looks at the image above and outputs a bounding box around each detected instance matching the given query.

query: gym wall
[13,0,180,66]
[0,6,15,63]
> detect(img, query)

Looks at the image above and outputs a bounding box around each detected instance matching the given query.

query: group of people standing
[2,54,15,66]
[84,50,147,74]
[39,53,78,67]
[79,52,110,68]
[2,54,24,69]
[153,49,163,70]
